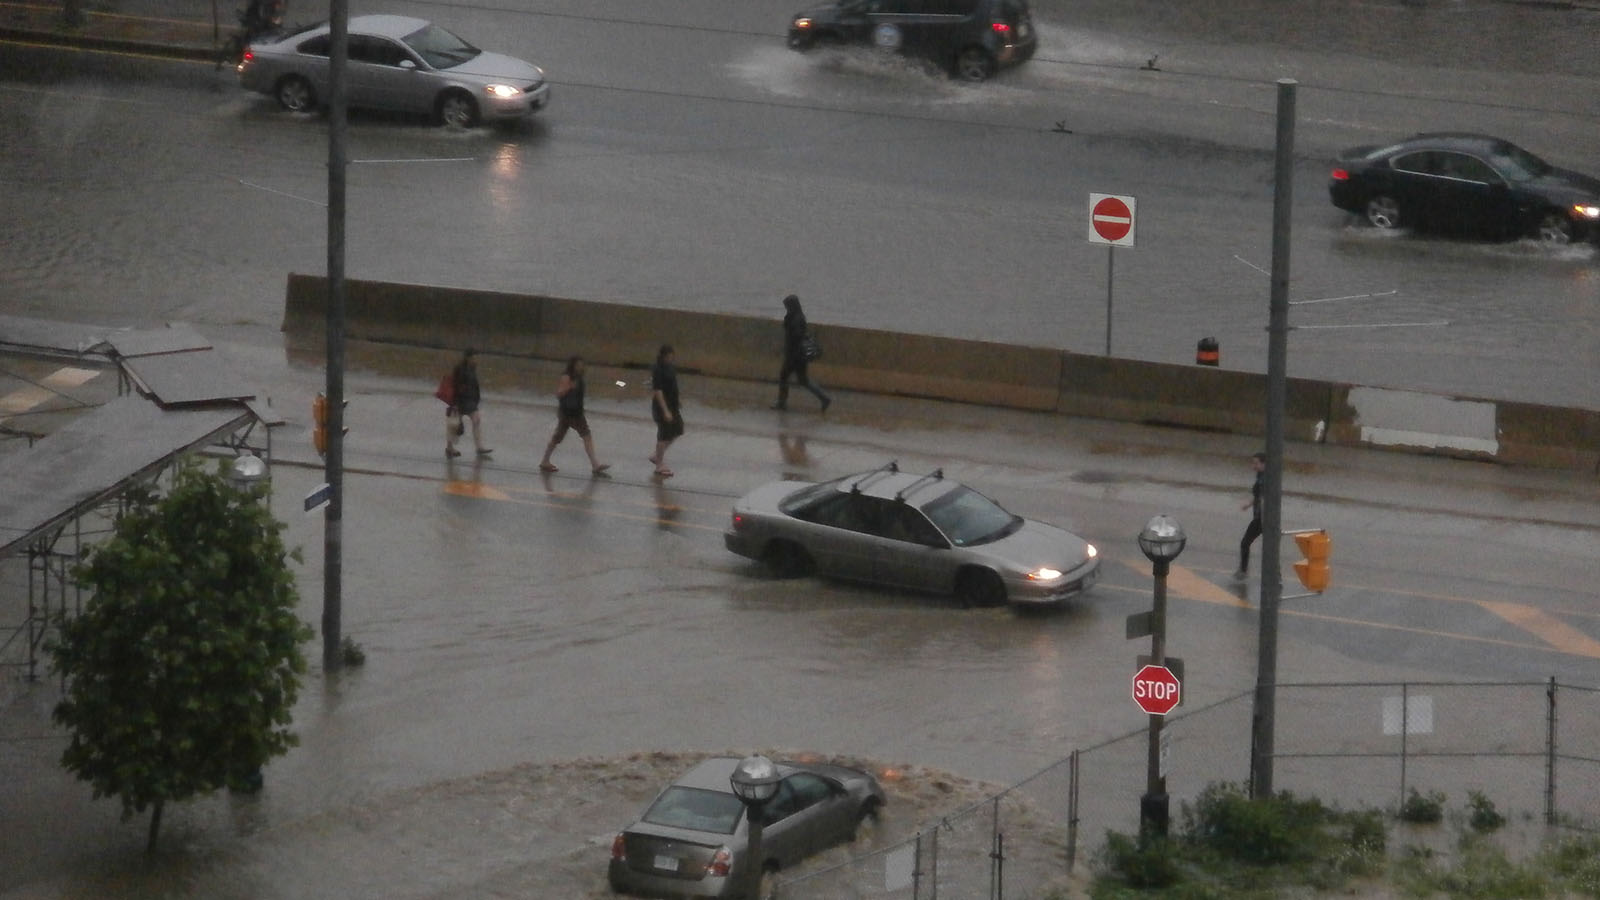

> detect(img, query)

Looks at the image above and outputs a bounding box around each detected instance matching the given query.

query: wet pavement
[3,333,1597,897]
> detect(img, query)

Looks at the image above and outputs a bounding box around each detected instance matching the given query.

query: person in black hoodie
[773,294,830,412]
[446,349,492,458]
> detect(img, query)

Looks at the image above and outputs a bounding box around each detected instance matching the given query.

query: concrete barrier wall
[283,275,1598,472]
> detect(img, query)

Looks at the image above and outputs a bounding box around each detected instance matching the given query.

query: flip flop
[592,464,611,476]
[653,468,674,478]
[539,463,558,472]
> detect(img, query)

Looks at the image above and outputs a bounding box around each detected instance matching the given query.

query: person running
[446,349,491,458]
[538,356,610,477]
[648,344,683,478]
[773,294,830,412]
[1234,452,1266,581]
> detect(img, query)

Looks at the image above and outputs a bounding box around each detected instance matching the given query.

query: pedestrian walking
[539,356,610,477]
[1234,451,1266,581]
[446,349,492,458]
[648,344,683,478]
[772,294,830,412]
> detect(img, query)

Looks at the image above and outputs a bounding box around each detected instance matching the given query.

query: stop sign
[1132,664,1181,716]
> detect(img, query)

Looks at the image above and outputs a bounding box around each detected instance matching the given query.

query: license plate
[654,855,679,872]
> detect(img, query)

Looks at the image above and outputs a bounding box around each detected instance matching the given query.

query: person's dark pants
[1239,517,1263,572]
[776,357,829,408]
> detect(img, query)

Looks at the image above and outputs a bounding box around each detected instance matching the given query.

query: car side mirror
[399,59,416,70]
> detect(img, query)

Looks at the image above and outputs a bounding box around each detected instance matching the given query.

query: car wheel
[787,31,815,51]
[437,90,479,128]
[954,47,995,82]
[763,540,814,578]
[275,75,316,113]
[1364,195,1402,230]
[1535,211,1575,245]
[956,568,1006,608]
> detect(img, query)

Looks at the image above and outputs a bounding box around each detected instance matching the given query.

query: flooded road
[3,0,1599,894]
[4,343,1596,896]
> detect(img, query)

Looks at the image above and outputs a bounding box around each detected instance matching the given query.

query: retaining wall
[283,274,1598,472]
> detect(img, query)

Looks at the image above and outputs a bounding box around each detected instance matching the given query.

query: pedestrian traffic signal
[312,393,328,455]
[1293,530,1331,593]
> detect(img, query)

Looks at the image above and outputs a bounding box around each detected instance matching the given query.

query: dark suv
[787,0,1037,82]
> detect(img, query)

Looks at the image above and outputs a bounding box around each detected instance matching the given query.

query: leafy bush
[1182,782,1324,865]
[1093,830,1182,889]
[1466,791,1506,833]
[1398,787,1446,824]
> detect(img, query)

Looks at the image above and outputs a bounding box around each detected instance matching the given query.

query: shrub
[1182,782,1324,866]
[1466,791,1506,833]
[1093,830,1182,889]
[1398,788,1446,824]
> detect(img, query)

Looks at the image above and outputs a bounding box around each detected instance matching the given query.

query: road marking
[442,478,722,531]
[1474,599,1600,658]
[445,481,511,501]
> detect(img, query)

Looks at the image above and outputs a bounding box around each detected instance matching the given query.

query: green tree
[49,459,312,853]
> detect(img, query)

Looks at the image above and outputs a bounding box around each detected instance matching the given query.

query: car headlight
[484,83,522,98]
[1026,567,1063,582]
[794,16,813,28]
[1574,204,1600,220]
[1086,544,1098,558]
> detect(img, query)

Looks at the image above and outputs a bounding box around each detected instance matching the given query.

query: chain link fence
[774,680,1600,899]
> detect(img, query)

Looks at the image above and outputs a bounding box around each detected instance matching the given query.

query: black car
[1328,133,1600,244]
[787,0,1037,82]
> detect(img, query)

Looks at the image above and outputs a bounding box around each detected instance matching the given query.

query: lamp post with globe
[729,755,781,898]
[1136,514,1186,838]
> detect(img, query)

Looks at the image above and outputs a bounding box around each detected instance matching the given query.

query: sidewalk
[0,0,221,61]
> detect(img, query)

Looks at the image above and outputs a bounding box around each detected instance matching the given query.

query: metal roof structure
[1,317,273,680]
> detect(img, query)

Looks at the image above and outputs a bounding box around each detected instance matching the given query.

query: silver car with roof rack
[724,462,1099,607]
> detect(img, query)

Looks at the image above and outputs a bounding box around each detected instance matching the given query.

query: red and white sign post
[1087,193,1136,356]
[1132,663,1182,716]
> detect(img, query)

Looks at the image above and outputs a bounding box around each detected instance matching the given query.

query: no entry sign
[1132,663,1181,715]
[1088,193,1136,246]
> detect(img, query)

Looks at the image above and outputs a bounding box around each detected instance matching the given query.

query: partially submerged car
[608,756,884,898]
[725,462,1099,607]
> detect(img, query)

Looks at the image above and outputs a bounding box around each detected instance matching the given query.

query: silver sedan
[237,14,550,127]
[724,463,1100,607]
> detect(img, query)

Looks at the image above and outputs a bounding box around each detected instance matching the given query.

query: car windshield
[1486,144,1549,182]
[780,480,846,514]
[402,23,481,69]
[920,486,1021,547]
[641,786,745,834]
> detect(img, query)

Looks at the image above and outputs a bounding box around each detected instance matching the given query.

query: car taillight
[731,512,745,529]
[708,846,733,877]
[610,833,626,861]
[990,20,1011,33]
[1330,168,1350,181]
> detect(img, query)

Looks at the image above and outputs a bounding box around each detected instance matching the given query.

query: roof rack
[894,468,943,502]
[848,460,899,494]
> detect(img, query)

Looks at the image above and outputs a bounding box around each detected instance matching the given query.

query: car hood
[981,519,1095,571]
[442,50,542,83]
[1530,167,1600,202]
[735,480,811,515]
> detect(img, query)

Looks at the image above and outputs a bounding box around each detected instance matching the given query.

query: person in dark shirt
[773,294,830,412]
[1234,452,1266,581]
[648,344,682,478]
[539,356,609,477]
[446,349,491,458]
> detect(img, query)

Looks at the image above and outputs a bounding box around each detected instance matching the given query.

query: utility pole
[1251,78,1296,798]
[322,0,349,671]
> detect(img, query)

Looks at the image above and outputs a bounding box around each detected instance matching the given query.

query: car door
[795,493,879,581]
[759,774,853,864]
[868,499,954,592]
[1386,150,1444,226]
[347,34,424,114]
[1432,152,1512,237]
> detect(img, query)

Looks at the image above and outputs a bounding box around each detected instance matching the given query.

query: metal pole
[322,0,349,671]
[1546,676,1557,825]
[745,806,765,899]
[1251,78,1295,799]
[1142,558,1170,836]
[1104,246,1114,356]
[1066,749,1079,872]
